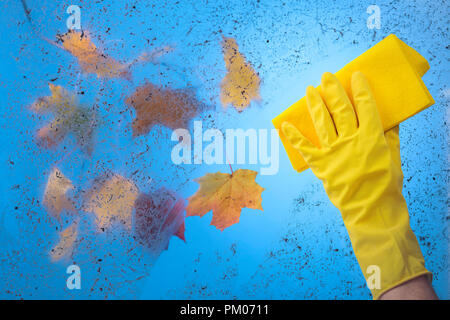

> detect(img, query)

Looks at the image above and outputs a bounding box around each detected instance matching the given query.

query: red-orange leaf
[125,82,201,136]
[186,169,264,231]
[134,188,186,256]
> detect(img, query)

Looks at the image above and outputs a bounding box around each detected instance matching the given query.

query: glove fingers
[321,72,358,137]
[351,71,384,133]
[306,85,338,147]
[281,121,316,157]
[351,71,401,169]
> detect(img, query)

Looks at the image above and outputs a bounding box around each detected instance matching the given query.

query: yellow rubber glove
[281,71,431,299]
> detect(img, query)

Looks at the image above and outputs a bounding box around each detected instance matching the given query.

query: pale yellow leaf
[50,221,78,262]
[85,174,139,231]
[220,36,261,111]
[43,167,76,220]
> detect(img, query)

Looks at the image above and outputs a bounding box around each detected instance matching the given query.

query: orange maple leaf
[58,30,173,79]
[59,30,129,79]
[125,82,201,136]
[186,169,264,231]
[220,36,261,111]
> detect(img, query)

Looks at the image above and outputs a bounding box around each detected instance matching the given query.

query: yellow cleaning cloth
[272,34,435,172]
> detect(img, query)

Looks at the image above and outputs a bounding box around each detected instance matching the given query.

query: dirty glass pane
[0,0,447,300]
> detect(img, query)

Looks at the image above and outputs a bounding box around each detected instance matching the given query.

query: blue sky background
[0,0,448,299]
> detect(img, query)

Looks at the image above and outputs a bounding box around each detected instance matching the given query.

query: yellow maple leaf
[30,83,96,154]
[31,83,77,115]
[43,167,76,220]
[220,36,261,111]
[85,174,139,231]
[49,221,78,262]
[186,169,264,231]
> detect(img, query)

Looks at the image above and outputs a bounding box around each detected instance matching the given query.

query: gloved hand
[281,71,431,299]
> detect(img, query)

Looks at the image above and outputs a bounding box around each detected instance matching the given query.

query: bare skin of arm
[379,275,438,300]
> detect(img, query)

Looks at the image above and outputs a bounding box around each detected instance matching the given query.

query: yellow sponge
[272,34,435,172]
